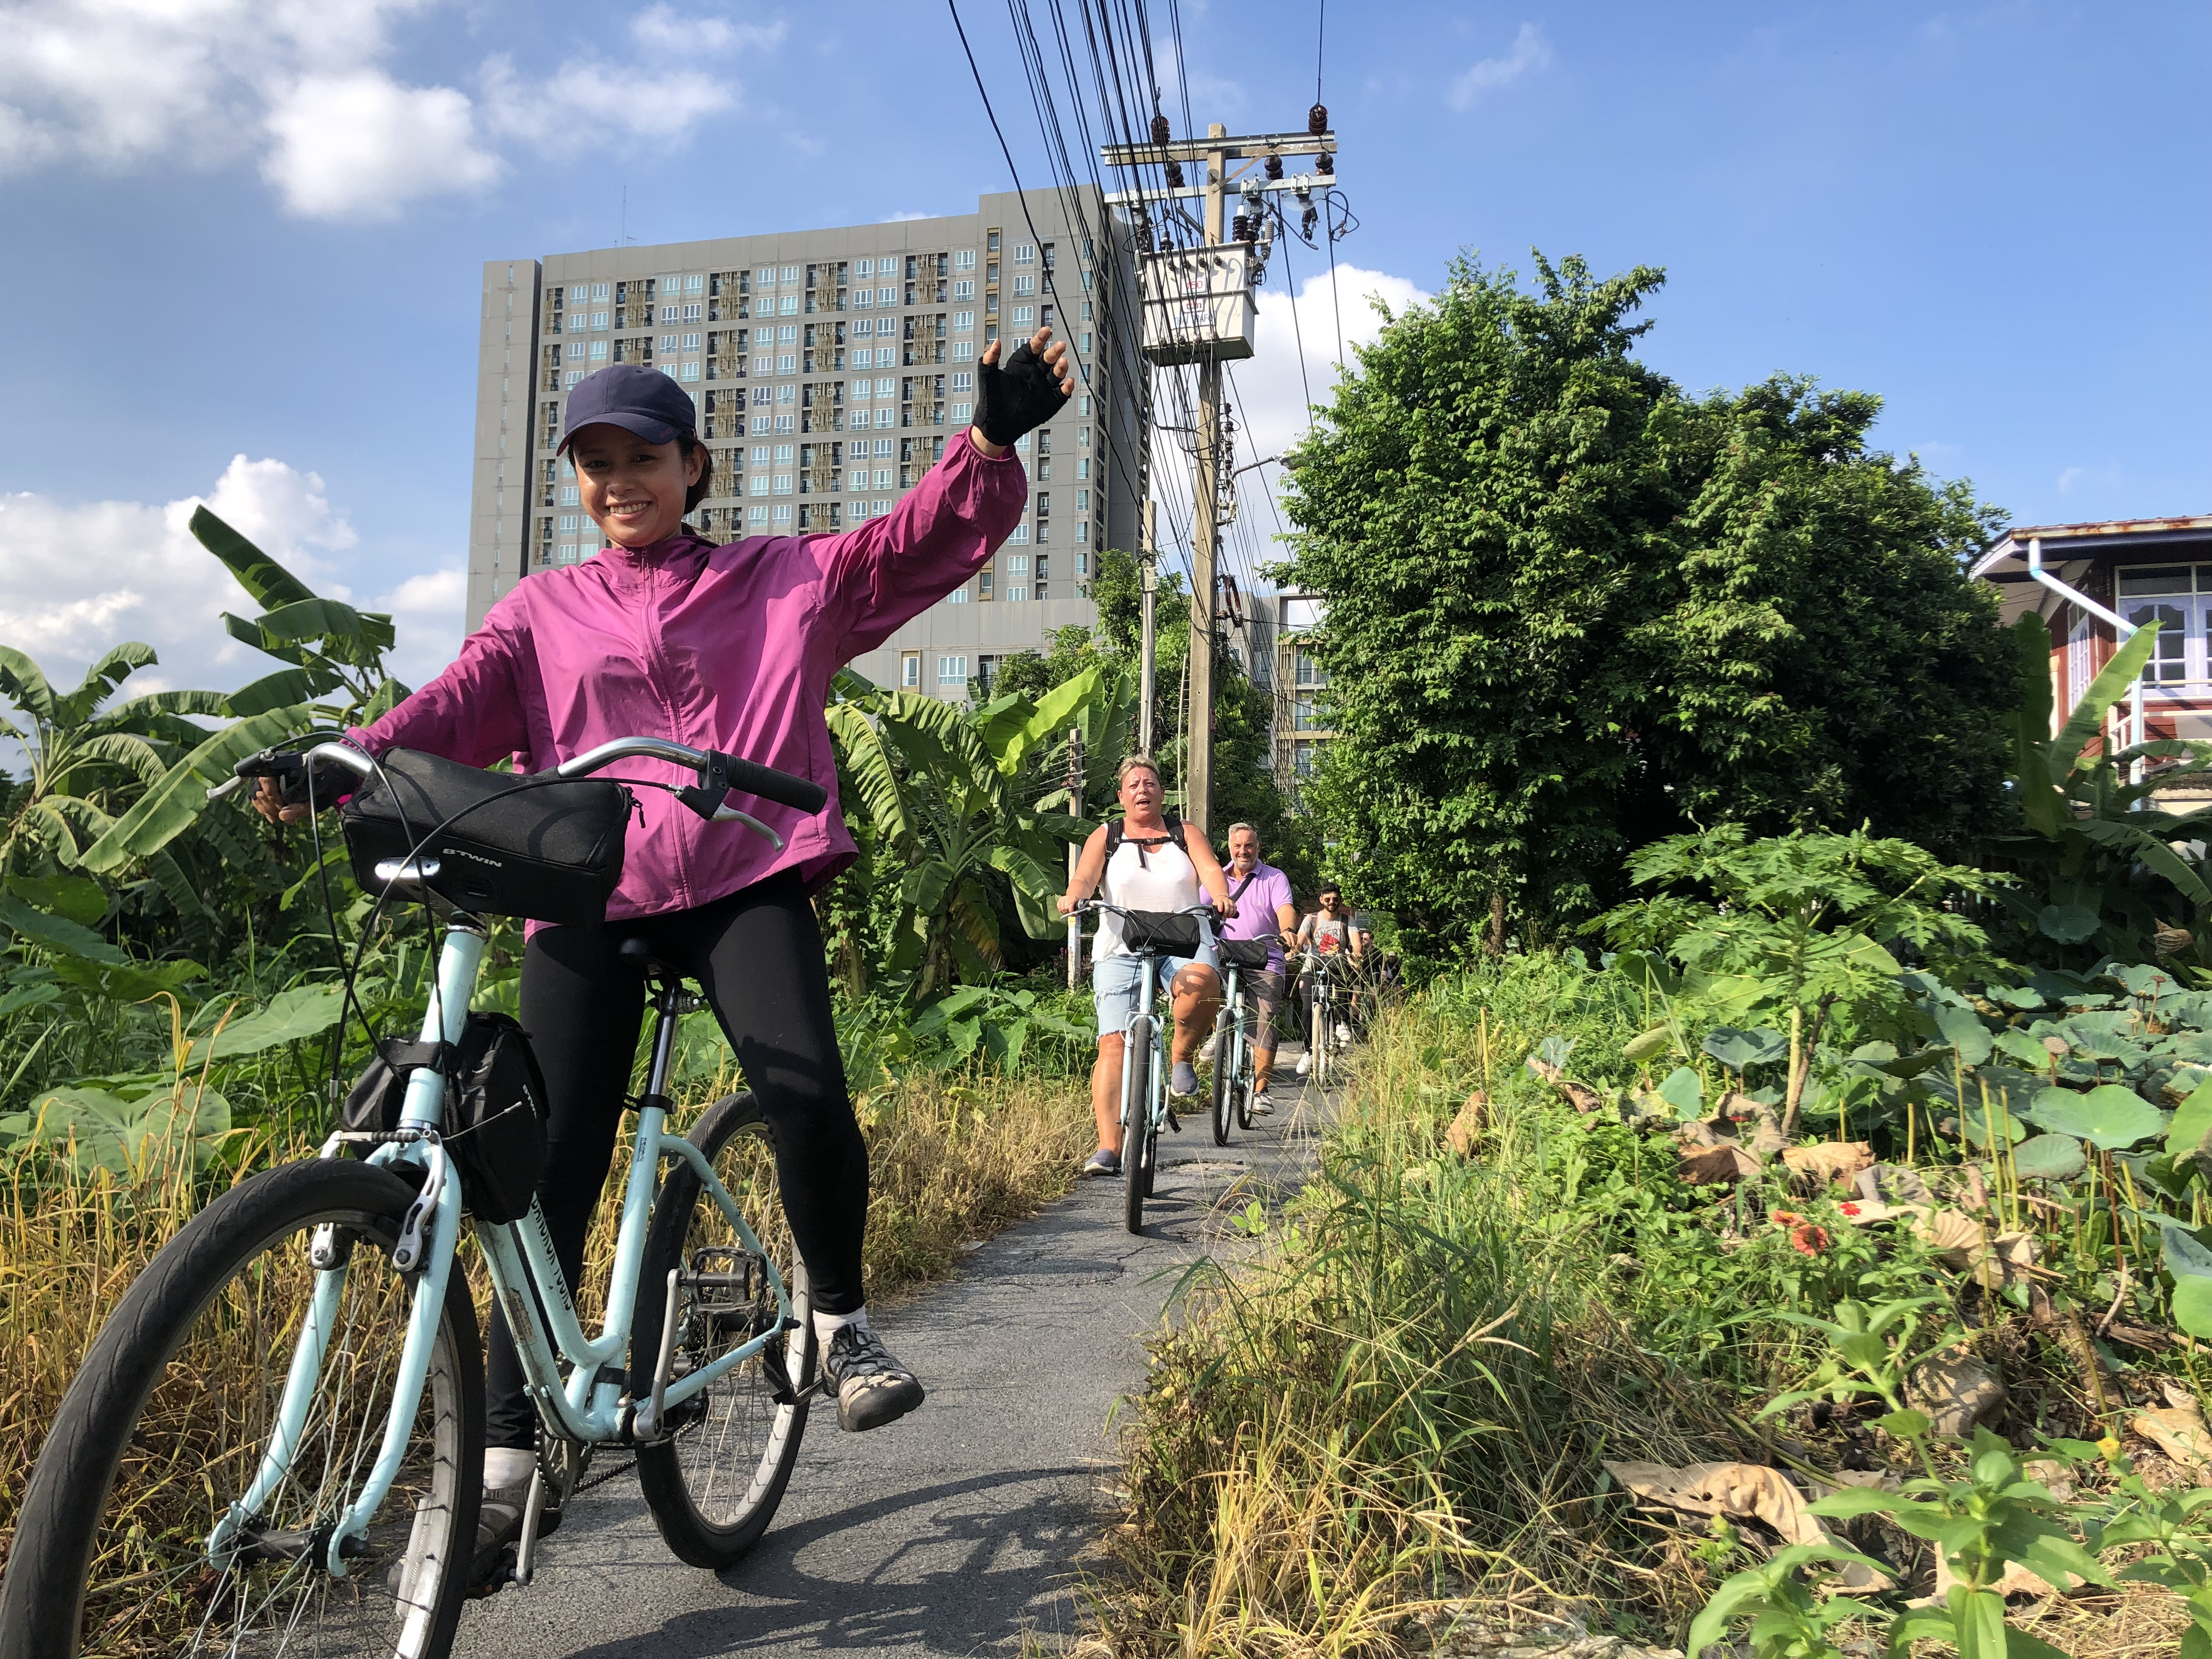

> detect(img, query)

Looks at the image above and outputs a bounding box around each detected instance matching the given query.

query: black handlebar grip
[719,754,828,816]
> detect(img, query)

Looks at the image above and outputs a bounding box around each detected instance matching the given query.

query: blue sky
[0,0,2203,695]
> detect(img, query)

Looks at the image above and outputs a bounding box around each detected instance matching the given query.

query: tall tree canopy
[1283,254,2015,963]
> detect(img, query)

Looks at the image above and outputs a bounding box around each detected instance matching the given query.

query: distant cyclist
[1215,823,1299,1114]
[255,338,1073,1559]
[1294,881,1361,1078]
[1056,757,1234,1177]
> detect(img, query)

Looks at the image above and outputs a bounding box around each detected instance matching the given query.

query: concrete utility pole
[1102,116,1337,837]
[1064,725,1086,989]
[1138,498,1159,757]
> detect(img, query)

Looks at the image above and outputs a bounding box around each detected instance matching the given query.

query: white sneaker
[1335,1022,1352,1043]
[1197,1031,1221,1065]
[1249,1091,1274,1115]
[1295,1052,1313,1077]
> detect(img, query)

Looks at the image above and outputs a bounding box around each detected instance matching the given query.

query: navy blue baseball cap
[558,364,697,452]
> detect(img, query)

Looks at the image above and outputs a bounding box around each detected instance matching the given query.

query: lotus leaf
[1931,1003,1994,1066]
[1848,1040,1899,1065]
[1532,1034,1575,1070]
[2112,962,2182,1000]
[1958,1100,2028,1150]
[2175,1277,2212,1342]
[1702,1027,1787,1071]
[2012,1134,2086,1182]
[1991,1028,2056,1070]
[2162,1222,2212,1281]
[2038,904,2102,944]
[2168,1077,2212,1161]
[2024,1084,2169,1150]
[1990,985,2046,1012]
[1657,1065,1702,1118]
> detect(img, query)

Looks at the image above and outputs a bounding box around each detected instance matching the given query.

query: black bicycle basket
[340,747,633,926]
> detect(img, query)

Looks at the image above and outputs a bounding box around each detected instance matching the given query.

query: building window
[938,654,968,684]
[1010,524,1030,544]
[1012,306,1035,325]
[1013,274,1036,296]
[749,476,769,496]
[774,473,793,495]
[951,586,970,603]
[1080,331,1093,354]
[777,353,797,373]
[778,324,798,343]
[773,504,793,524]
[752,415,773,435]
[953,311,974,331]
[567,341,586,361]
[901,652,921,686]
[780,295,799,315]
[955,249,977,269]
[776,413,795,432]
[953,279,974,299]
[591,312,609,330]
[680,362,700,380]
[951,400,972,422]
[686,275,704,294]
[560,485,579,505]
[558,514,580,532]
[782,265,799,283]
[682,332,702,351]
[592,283,611,300]
[950,342,973,362]
[1076,549,1089,575]
[569,284,589,303]
[683,303,702,321]
[776,384,796,404]
[1295,648,1328,687]
[1013,242,1034,264]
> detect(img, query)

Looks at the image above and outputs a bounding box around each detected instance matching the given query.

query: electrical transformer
[1139,245,1256,365]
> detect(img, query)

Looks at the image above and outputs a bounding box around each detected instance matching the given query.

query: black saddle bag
[1220,938,1274,970]
[341,1013,550,1224]
[340,747,633,927]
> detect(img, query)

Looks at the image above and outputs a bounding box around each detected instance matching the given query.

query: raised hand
[970,328,1075,455]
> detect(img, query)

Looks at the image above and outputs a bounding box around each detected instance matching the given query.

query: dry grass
[0,1063,1091,1599]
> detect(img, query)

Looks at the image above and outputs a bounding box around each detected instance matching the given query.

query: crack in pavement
[452,1063,1331,1659]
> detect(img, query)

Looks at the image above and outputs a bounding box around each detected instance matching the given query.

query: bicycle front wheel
[1122,1029,1153,1233]
[633,1092,817,1570]
[1210,1009,1235,1147]
[0,1157,483,1659]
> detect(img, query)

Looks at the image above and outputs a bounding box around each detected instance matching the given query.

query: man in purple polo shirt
[1217,823,1300,1111]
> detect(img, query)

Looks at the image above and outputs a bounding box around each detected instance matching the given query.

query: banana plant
[1992,614,2212,968]
[77,507,406,879]
[827,667,1117,998]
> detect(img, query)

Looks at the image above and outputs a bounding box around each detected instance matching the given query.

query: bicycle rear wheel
[0,1158,482,1659]
[633,1092,817,1570]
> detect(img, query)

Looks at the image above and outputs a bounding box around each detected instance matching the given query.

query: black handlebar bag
[1220,938,1274,970]
[339,747,633,926]
[1119,911,1204,956]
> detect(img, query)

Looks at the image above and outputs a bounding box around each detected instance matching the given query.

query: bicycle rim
[634,1093,816,1568]
[1,1159,480,1659]
[1210,1012,1234,1146]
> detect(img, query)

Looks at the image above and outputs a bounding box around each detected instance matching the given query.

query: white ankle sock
[812,1306,870,1346]
[483,1446,536,1490]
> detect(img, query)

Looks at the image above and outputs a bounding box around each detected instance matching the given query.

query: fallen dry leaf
[1678,1142,1763,1186]
[1602,1460,1891,1591]
[1914,1207,1988,1265]
[1782,1141,1875,1187]
[1559,1079,1604,1115]
[1909,1350,2006,1438]
[1444,1093,1486,1158]
[2134,1398,2212,1471]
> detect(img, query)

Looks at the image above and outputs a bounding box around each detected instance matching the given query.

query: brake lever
[206,776,247,804]
[710,803,784,850]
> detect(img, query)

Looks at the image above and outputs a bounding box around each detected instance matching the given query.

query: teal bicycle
[1,734,827,1659]
[1076,900,1219,1234]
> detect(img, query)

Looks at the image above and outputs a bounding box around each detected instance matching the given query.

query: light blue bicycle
[0,734,827,1659]
[1076,899,1218,1234]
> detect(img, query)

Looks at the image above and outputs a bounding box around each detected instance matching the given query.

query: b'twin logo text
[439,845,505,869]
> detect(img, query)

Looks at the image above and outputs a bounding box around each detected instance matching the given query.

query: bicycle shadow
[521,1464,1108,1659]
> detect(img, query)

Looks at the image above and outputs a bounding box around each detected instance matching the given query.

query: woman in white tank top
[1058,755,1234,1175]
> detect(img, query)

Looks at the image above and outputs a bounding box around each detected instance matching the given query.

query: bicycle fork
[207,922,486,1580]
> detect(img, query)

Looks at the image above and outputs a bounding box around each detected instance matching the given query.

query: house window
[1013,242,1034,264]
[782,266,799,283]
[955,249,977,270]
[901,652,921,687]
[953,279,974,299]
[1296,648,1328,688]
[780,295,799,314]
[938,654,968,684]
[682,332,702,351]
[1013,274,1035,296]
[591,283,611,301]
[951,586,970,603]
[953,311,974,331]
[773,504,793,523]
[680,362,700,380]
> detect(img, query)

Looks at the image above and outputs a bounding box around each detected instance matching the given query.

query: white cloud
[0,455,468,703]
[0,1,783,219]
[263,72,500,218]
[885,210,930,222]
[1446,22,1552,112]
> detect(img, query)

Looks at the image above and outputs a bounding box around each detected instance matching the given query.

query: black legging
[485,867,865,1450]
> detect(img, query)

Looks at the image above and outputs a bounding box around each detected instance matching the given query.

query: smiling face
[567,423,704,548]
[1228,826,1260,873]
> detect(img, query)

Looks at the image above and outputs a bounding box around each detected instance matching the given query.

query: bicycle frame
[207,740,805,1582]
[1116,949,1167,1144]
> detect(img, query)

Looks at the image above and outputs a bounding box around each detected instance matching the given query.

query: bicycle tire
[633,1092,817,1570]
[1210,1007,1235,1147]
[0,1157,483,1659]
[1123,1026,1152,1233]
[1234,1020,1256,1131]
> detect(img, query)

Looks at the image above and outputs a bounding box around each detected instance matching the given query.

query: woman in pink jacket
[260,334,1071,1554]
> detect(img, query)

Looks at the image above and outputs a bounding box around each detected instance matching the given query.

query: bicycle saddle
[616,936,684,981]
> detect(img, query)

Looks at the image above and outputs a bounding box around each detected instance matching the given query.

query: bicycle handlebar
[212,736,829,823]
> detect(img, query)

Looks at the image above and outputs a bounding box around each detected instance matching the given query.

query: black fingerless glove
[271,753,357,810]
[972,340,1069,446]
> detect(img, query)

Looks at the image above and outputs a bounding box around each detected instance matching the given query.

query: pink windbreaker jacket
[349,436,1024,922]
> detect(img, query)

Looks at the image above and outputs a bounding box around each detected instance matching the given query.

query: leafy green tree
[1281,253,2017,963]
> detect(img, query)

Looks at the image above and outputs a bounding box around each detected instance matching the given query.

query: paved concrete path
[453,1066,1330,1659]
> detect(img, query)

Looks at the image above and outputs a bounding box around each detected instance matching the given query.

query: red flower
[1769,1209,1802,1227]
[1789,1224,1831,1256]
[1840,1202,1862,1217]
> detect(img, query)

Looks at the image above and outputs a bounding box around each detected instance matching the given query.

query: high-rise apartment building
[465,189,1140,697]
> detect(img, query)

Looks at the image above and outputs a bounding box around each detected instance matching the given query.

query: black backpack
[1103,811,1186,868]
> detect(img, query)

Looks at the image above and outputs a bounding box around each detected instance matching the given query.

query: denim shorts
[1092,947,1216,1036]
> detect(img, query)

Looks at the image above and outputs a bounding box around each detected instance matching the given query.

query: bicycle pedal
[1164,1107,1182,1133]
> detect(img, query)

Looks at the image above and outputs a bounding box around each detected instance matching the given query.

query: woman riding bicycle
[1054,756,1234,1178]
[257,340,1073,1551]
